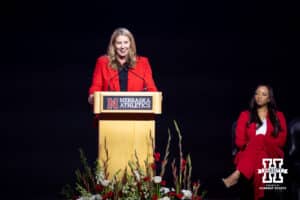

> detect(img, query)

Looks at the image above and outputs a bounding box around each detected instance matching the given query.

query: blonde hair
[107,27,137,69]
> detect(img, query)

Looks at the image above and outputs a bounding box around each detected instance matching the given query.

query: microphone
[126,66,148,91]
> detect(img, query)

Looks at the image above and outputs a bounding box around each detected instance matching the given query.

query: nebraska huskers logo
[258,158,288,183]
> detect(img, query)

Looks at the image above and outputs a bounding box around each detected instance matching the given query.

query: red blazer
[89,55,158,94]
[235,110,287,158]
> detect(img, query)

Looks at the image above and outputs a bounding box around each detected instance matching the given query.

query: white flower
[159,197,170,200]
[96,171,105,184]
[160,187,170,194]
[99,179,110,187]
[152,176,162,184]
[91,194,102,200]
[76,197,91,200]
[96,171,110,187]
[181,189,192,199]
[133,170,141,181]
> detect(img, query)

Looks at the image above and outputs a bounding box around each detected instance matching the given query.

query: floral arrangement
[61,121,207,200]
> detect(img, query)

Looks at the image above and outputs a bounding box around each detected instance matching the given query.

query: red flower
[154,152,161,162]
[193,181,201,190]
[168,191,176,197]
[95,184,103,193]
[151,163,156,170]
[193,181,200,187]
[152,194,158,200]
[107,191,113,197]
[192,195,202,200]
[103,191,113,199]
[143,176,150,182]
[181,159,187,172]
[176,193,184,199]
[160,180,166,186]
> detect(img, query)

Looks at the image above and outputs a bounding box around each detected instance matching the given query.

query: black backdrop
[1,0,299,199]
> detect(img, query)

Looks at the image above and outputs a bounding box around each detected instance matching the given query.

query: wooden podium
[93,91,162,178]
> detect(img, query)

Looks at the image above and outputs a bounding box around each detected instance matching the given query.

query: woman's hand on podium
[88,94,94,105]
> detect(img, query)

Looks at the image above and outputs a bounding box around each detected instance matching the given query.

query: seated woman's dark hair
[247,84,282,137]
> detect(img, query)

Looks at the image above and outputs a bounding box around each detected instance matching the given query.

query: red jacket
[89,55,158,94]
[235,110,287,157]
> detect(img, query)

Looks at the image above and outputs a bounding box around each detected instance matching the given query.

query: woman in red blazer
[88,27,158,104]
[222,84,287,200]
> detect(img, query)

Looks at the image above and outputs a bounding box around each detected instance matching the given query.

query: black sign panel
[103,96,152,110]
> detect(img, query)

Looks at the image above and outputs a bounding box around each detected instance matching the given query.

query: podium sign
[103,96,152,110]
[93,92,162,178]
[94,92,162,114]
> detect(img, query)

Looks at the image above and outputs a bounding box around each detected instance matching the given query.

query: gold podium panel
[94,92,162,178]
[99,120,154,178]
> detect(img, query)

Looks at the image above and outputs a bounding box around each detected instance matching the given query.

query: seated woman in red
[222,84,287,200]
